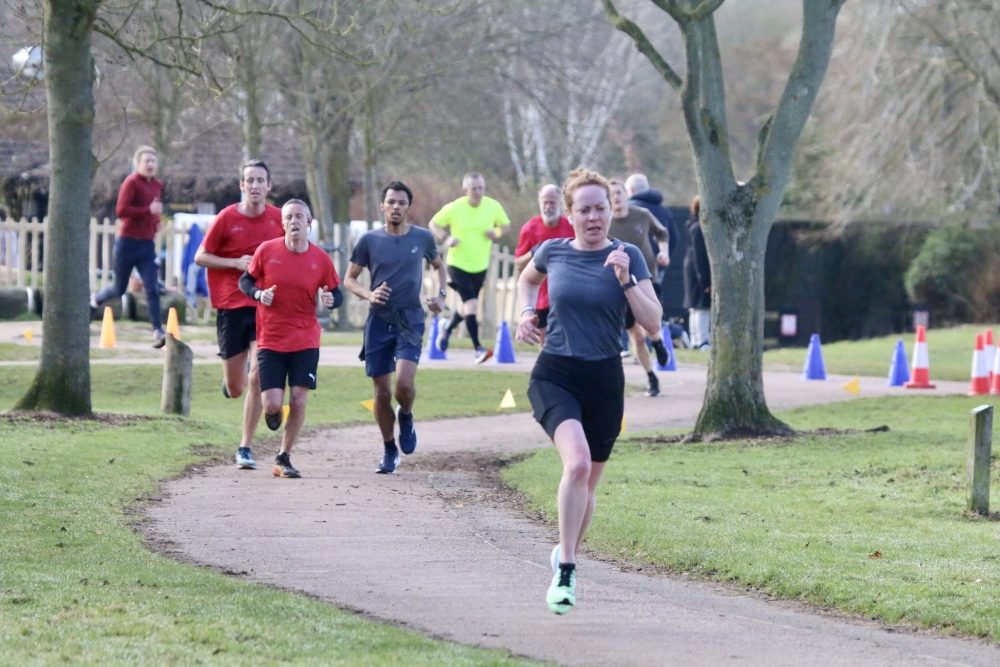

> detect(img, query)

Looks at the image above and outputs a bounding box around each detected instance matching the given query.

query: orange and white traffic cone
[989,346,1000,395]
[985,329,996,382]
[904,325,936,389]
[969,334,990,395]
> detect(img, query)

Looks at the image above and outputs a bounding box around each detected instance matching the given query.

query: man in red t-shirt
[239,199,342,479]
[90,145,165,347]
[514,183,574,335]
[195,160,284,471]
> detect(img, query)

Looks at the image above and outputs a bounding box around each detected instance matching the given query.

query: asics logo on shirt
[410,246,418,253]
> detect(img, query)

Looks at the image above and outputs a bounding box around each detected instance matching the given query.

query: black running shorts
[447,265,487,303]
[257,348,320,392]
[216,306,257,359]
[527,352,625,462]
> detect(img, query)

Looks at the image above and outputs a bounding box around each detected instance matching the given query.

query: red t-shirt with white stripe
[201,204,283,309]
[247,238,340,352]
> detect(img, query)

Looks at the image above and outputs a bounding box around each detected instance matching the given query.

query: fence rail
[0,215,522,334]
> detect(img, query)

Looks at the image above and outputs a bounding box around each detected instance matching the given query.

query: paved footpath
[140,345,1000,667]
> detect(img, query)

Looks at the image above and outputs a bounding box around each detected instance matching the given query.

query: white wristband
[519,305,536,317]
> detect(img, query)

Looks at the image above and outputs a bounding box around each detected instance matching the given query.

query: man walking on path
[429,172,510,364]
[625,172,679,302]
[90,145,166,348]
[609,179,671,396]
[195,160,284,470]
[514,184,574,339]
[343,182,447,474]
[238,200,342,479]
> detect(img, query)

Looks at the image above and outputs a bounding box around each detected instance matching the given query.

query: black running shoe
[652,339,670,367]
[645,371,660,397]
[264,411,282,431]
[221,380,232,399]
[272,452,300,478]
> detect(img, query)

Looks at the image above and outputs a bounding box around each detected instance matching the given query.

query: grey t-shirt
[533,238,650,360]
[350,225,439,311]
[608,206,667,281]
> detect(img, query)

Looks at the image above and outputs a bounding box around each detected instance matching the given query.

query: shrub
[905,224,1000,325]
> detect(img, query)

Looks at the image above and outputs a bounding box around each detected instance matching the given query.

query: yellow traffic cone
[842,376,861,396]
[281,404,290,424]
[166,307,181,340]
[23,329,33,343]
[360,399,375,412]
[620,414,627,434]
[99,306,116,349]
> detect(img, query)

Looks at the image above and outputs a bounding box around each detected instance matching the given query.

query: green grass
[504,394,1000,640]
[1,365,532,665]
[762,324,998,381]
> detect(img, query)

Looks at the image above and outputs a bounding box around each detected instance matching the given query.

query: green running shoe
[546,565,576,615]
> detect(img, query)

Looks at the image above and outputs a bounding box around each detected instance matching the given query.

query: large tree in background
[602,0,846,438]
[15,0,98,414]
[11,0,320,415]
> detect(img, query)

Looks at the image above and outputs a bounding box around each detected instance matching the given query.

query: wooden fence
[0,215,522,334]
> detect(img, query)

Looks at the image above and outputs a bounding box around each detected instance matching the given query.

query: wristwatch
[622,274,637,290]
[437,288,447,297]
[253,289,262,301]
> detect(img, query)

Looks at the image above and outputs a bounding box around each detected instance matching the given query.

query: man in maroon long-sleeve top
[91,145,166,347]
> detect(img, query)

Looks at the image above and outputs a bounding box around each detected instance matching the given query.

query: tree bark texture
[16,0,98,415]
[161,335,193,416]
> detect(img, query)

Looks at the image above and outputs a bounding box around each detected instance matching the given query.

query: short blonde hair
[562,168,610,212]
[132,145,157,167]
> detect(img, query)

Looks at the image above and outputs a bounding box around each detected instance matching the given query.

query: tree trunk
[15,0,97,415]
[694,200,790,438]
[160,334,193,416]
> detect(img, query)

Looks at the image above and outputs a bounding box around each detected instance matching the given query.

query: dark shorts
[257,348,320,392]
[624,282,662,330]
[535,307,550,330]
[447,265,487,302]
[527,352,625,462]
[216,306,258,359]
[362,308,425,378]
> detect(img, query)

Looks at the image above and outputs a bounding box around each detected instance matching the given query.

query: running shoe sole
[550,544,560,574]
[475,348,494,365]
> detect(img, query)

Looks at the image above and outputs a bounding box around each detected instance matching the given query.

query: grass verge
[503,394,1000,641]
[1,365,532,665]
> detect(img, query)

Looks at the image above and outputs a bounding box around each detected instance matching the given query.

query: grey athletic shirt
[533,238,650,360]
[350,225,439,311]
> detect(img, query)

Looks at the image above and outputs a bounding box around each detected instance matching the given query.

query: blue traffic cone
[494,321,516,364]
[426,316,447,360]
[886,339,910,386]
[655,324,677,371]
[802,333,826,380]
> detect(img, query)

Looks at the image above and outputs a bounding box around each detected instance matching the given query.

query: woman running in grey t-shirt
[515,168,662,615]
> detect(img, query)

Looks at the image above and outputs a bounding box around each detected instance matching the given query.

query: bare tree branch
[601,0,682,90]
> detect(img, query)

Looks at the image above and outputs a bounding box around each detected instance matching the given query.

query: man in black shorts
[195,160,283,469]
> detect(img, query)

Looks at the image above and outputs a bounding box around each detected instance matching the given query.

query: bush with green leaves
[905,224,1000,325]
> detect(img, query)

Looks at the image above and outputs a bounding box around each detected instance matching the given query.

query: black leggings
[94,237,161,331]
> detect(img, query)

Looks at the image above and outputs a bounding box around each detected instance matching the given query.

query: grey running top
[350,225,439,311]
[533,238,650,360]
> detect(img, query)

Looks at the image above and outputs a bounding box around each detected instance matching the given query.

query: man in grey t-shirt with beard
[344,181,448,475]
[608,179,671,396]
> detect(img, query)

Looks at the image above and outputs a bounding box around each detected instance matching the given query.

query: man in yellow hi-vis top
[429,172,510,364]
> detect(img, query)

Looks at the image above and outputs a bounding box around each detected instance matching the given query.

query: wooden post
[161,334,193,416]
[967,404,992,516]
